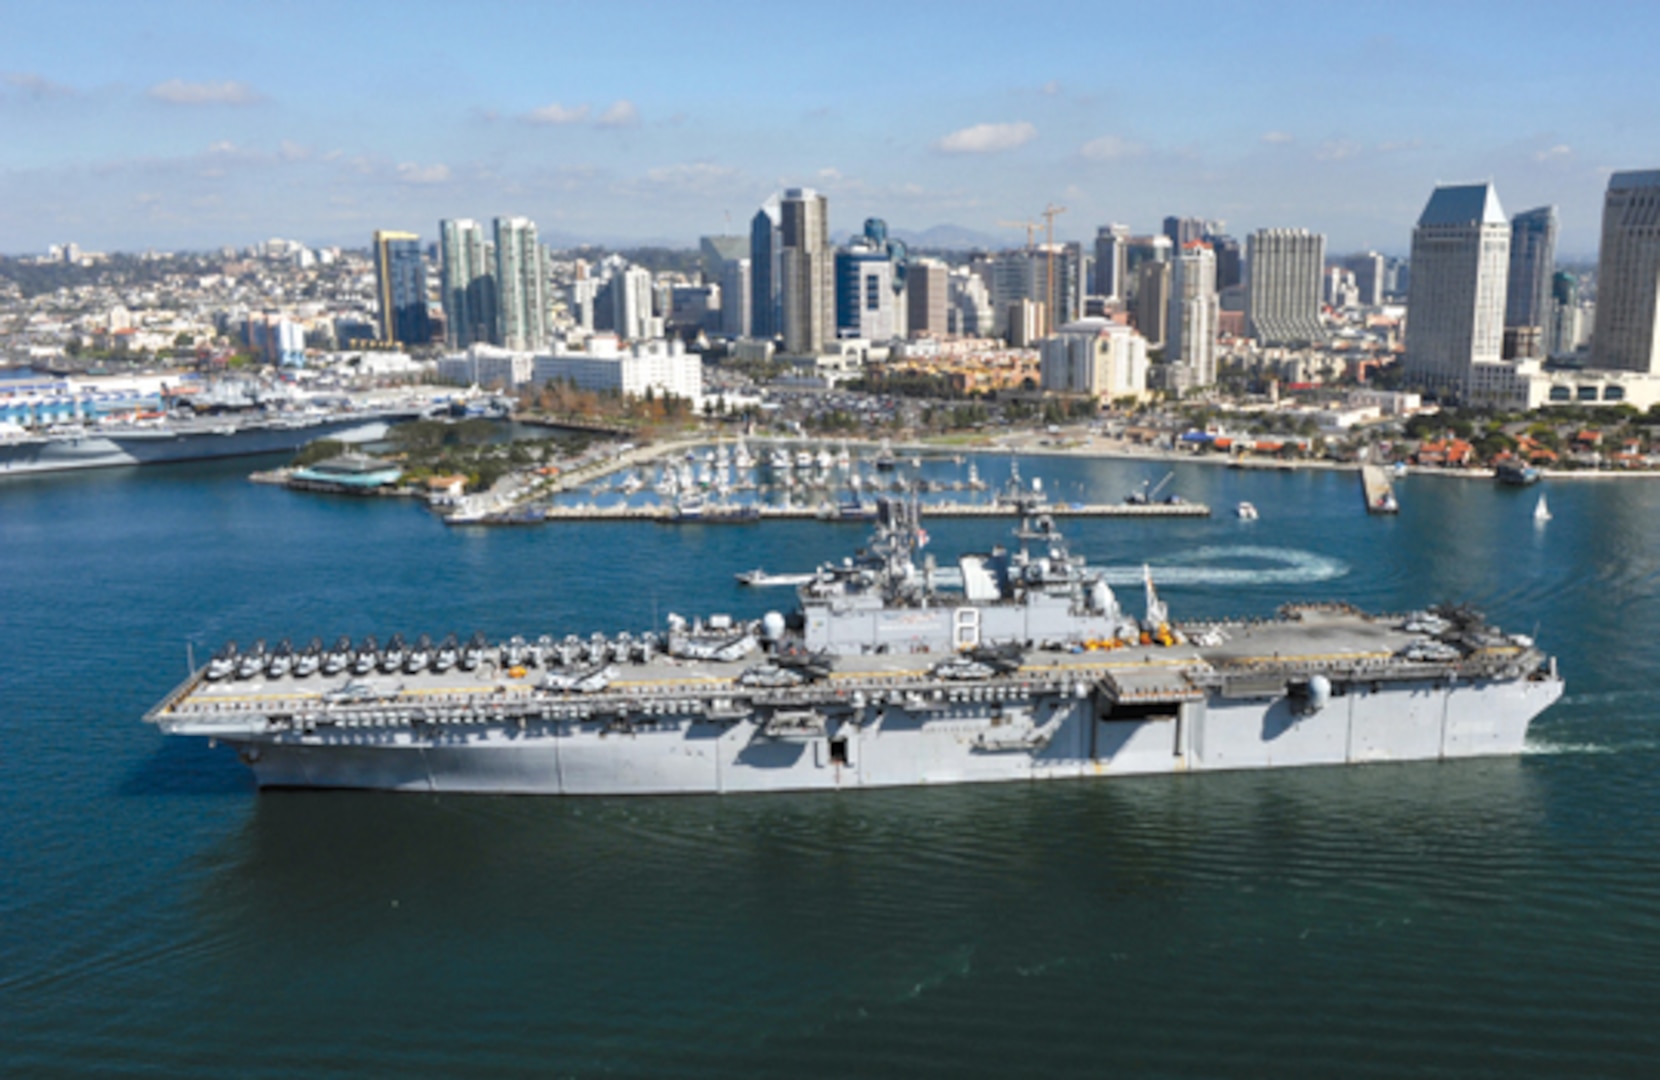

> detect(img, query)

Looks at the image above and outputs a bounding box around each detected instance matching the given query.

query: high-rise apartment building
[1039,318,1149,400]
[749,198,782,339]
[439,219,496,348]
[1167,241,1218,386]
[372,230,429,345]
[1403,183,1510,396]
[1245,228,1326,346]
[611,265,656,341]
[1093,224,1131,301]
[493,217,547,351]
[1505,205,1558,331]
[778,188,834,356]
[1591,170,1660,374]
[907,258,951,337]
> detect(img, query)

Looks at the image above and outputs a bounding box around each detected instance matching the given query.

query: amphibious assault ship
[145,499,1563,794]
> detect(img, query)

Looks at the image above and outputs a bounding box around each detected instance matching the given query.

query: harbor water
[2,453,1658,1077]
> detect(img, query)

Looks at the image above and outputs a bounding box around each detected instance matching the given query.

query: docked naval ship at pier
[145,498,1564,795]
[0,378,420,477]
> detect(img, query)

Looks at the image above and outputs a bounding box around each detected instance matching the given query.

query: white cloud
[1039,80,1062,96]
[638,162,742,193]
[1314,139,1363,161]
[524,102,590,125]
[1261,130,1295,145]
[596,99,639,127]
[1079,134,1145,161]
[395,162,451,185]
[935,121,1037,154]
[1535,143,1572,162]
[147,79,259,106]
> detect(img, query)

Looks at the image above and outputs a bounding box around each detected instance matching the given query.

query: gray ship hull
[0,415,395,477]
[191,668,1558,796]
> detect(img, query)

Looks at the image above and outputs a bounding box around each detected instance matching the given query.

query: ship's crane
[1126,471,1175,505]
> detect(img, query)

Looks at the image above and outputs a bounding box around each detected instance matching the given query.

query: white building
[1039,318,1149,401]
[611,265,659,341]
[1168,241,1219,386]
[532,336,703,403]
[1403,183,1510,399]
[1246,228,1325,346]
[436,345,536,389]
[1590,170,1660,374]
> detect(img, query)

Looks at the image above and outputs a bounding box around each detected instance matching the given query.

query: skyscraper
[749,198,781,339]
[778,188,833,356]
[717,258,751,339]
[610,265,656,341]
[1131,261,1170,348]
[1167,241,1218,386]
[1163,216,1207,248]
[439,219,496,348]
[1123,235,1172,302]
[1403,182,1510,396]
[907,258,951,337]
[1505,205,1558,331]
[372,230,430,345]
[1206,234,1243,291]
[834,218,907,341]
[493,217,547,352]
[1093,224,1130,301]
[1345,251,1386,307]
[1591,170,1660,374]
[1245,228,1326,346]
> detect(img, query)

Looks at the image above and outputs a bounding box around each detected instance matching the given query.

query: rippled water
[2,454,1658,1077]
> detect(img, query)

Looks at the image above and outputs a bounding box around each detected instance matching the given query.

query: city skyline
[1,0,1654,256]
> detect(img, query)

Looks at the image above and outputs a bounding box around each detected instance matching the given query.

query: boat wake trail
[1094,546,1349,587]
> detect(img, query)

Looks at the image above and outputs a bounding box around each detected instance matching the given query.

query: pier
[1360,464,1399,514]
[450,500,1211,526]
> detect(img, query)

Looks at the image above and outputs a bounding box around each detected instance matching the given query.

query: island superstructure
[146,498,1563,795]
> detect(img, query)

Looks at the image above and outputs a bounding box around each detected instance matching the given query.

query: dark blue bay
[2,455,1657,1077]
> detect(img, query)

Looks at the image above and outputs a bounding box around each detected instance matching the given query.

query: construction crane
[998,219,1040,252]
[1042,203,1067,334]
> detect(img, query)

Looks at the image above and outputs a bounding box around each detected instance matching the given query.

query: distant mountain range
[827,224,1007,251]
[886,224,1008,251]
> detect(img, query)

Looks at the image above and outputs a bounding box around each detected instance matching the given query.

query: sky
[1,0,1655,257]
